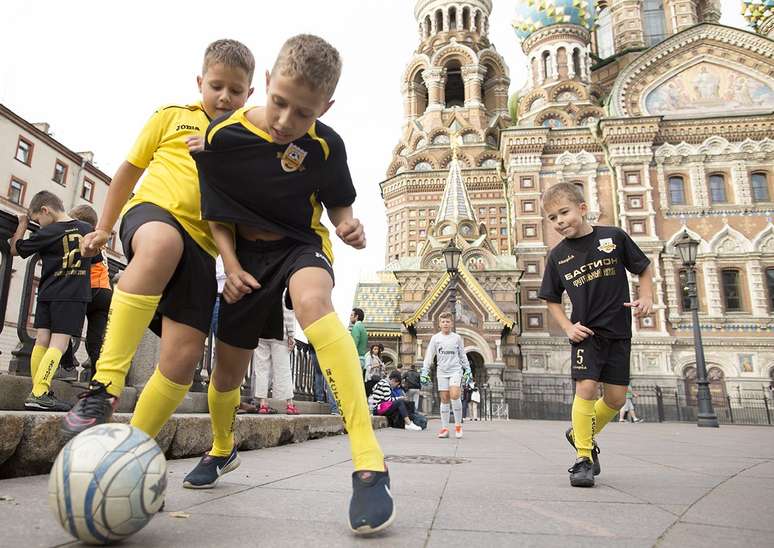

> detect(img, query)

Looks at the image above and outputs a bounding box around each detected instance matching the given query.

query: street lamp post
[442,240,462,326]
[674,231,719,428]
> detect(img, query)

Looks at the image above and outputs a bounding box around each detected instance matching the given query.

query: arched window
[720,269,743,312]
[709,174,727,204]
[542,51,552,80]
[596,8,615,58]
[572,49,582,77]
[643,0,667,47]
[751,172,770,202]
[444,60,465,108]
[462,7,471,30]
[449,6,457,30]
[668,175,686,205]
[412,70,428,116]
[435,9,443,32]
[474,11,482,33]
[766,268,774,311]
[424,15,431,38]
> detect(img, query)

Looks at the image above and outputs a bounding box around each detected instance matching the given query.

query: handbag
[377,401,394,415]
[471,390,480,403]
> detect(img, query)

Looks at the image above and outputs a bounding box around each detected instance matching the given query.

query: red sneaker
[437,428,449,438]
[286,403,301,415]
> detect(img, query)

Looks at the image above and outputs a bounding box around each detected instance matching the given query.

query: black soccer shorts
[120,203,217,336]
[34,301,88,337]
[217,235,335,349]
[570,335,631,386]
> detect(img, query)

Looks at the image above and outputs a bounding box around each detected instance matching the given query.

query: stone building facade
[355,0,774,403]
[0,104,124,371]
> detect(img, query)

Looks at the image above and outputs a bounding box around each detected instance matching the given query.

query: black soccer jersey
[16,220,93,302]
[193,107,357,264]
[539,226,650,339]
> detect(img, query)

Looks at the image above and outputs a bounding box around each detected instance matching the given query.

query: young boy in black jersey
[61,39,255,439]
[10,191,93,411]
[538,182,653,487]
[187,34,394,535]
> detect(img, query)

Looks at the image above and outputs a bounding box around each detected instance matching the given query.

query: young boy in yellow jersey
[186,34,394,535]
[61,39,255,439]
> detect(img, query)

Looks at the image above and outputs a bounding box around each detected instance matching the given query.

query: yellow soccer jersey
[124,103,218,257]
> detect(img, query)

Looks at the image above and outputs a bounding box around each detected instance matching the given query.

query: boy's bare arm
[209,222,260,304]
[9,214,28,256]
[82,161,144,256]
[327,206,365,249]
[625,265,654,317]
[546,301,594,343]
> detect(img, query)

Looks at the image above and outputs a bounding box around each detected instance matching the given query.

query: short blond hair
[272,34,342,99]
[542,182,585,208]
[69,204,98,227]
[203,39,255,81]
[438,311,453,321]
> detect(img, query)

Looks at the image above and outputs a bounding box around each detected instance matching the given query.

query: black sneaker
[568,457,595,487]
[182,446,240,489]
[60,380,118,440]
[349,469,395,535]
[565,427,601,476]
[24,391,72,411]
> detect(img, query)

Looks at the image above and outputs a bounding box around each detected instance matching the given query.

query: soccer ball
[49,423,167,545]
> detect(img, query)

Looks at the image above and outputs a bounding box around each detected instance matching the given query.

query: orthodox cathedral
[354,0,774,407]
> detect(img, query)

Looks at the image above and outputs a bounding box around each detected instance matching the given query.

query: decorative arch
[476,151,500,167]
[708,224,753,255]
[461,248,495,270]
[550,81,587,102]
[386,158,407,178]
[535,109,572,128]
[519,88,549,116]
[430,42,477,68]
[402,54,431,84]
[410,155,437,171]
[439,152,473,169]
[411,134,429,150]
[428,128,450,143]
[381,348,399,367]
[751,223,774,253]
[460,129,482,143]
[664,228,711,255]
[478,49,510,79]
[457,327,494,364]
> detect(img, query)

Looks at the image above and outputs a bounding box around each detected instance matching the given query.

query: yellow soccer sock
[130,367,191,438]
[305,312,385,472]
[208,383,241,457]
[30,344,47,381]
[93,288,161,397]
[572,395,596,459]
[594,398,619,436]
[32,347,63,396]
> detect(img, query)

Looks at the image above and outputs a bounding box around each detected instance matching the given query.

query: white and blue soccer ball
[49,423,167,545]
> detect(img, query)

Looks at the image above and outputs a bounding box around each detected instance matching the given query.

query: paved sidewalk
[1,419,772,547]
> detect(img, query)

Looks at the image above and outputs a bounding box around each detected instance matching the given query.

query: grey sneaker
[568,457,595,487]
[24,391,72,412]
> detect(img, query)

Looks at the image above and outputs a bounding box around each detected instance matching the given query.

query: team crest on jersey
[278,143,307,172]
[597,238,616,254]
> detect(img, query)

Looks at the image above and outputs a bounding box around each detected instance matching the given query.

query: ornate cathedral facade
[354,0,774,404]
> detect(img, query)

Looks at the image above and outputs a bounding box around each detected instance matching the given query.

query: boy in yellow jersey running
[61,39,255,440]
[185,34,394,535]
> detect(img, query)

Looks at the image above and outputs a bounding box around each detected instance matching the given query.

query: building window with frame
[709,174,727,204]
[766,268,774,311]
[751,172,770,203]
[720,269,743,312]
[526,288,540,302]
[525,262,539,275]
[81,178,95,202]
[668,175,686,205]
[15,136,34,165]
[625,172,640,186]
[520,176,534,189]
[642,0,667,47]
[596,7,614,58]
[8,177,26,205]
[53,160,68,186]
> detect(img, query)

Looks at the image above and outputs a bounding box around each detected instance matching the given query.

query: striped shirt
[368,379,393,412]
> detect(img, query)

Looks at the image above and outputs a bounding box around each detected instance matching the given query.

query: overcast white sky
[0,1,748,331]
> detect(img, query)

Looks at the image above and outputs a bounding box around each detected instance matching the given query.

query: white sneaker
[405,422,422,431]
[454,425,463,439]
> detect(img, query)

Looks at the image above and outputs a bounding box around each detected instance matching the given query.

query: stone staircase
[0,373,386,479]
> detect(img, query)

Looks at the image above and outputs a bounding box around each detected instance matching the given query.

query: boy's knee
[132,223,184,262]
[294,292,333,324]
